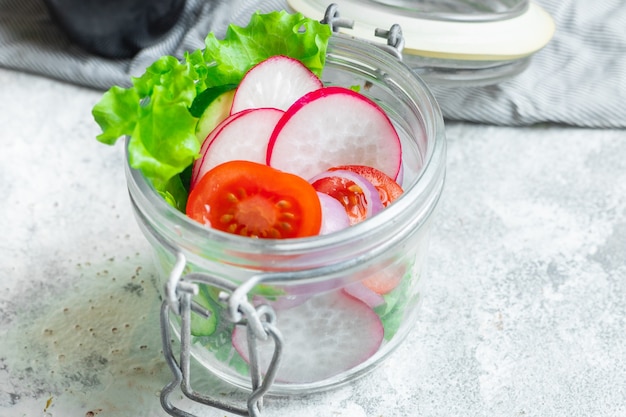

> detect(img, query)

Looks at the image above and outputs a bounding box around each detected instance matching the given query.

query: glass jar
[125,34,446,396]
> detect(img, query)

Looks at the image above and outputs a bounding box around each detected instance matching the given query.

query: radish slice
[192,108,284,188]
[310,169,384,223]
[317,192,350,234]
[191,112,244,189]
[232,290,383,384]
[231,55,323,114]
[267,86,402,181]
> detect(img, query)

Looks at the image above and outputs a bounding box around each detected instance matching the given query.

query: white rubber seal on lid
[287,0,555,60]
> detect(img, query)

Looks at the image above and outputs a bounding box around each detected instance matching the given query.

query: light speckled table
[1,67,625,417]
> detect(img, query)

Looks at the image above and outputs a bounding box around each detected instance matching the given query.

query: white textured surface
[1,68,625,417]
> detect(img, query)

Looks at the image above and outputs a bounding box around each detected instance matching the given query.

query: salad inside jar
[93,10,437,389]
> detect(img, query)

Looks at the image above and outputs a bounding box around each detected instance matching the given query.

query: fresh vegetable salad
[94,10,437,388]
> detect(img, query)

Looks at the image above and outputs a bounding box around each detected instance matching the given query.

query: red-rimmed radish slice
[329,165,403,207]
[267,86,402,181]
[231,55,323,114]
[310,169,383,225]
[317,192,350,234]
[192,108,284,188]
[191,112,244,189]
[232,290,383,383]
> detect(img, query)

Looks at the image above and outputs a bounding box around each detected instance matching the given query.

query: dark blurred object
[43,0,187,58]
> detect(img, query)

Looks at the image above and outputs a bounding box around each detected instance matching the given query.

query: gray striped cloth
[430,0,626,128]
[1,0,625,128]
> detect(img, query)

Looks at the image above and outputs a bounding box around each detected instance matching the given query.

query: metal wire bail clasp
[160,252,283,417]
[322,3,405,60]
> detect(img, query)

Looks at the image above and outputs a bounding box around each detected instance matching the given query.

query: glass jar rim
[125,35,446,260]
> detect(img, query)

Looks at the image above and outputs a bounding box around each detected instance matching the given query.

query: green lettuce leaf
[92,11,332,208]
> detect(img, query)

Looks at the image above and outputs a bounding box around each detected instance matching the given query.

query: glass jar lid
[287,0,555,85]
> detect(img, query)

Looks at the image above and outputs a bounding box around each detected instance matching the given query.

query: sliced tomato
[186,161,322,239]
[310,174,370,225]
[362,263,406,295]
[330,165,403,207]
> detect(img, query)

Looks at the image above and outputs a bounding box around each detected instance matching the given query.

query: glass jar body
[126,34,446,394]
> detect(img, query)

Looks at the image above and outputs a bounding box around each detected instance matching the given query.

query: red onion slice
[342,282,385,308]
[317,192,351,234]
